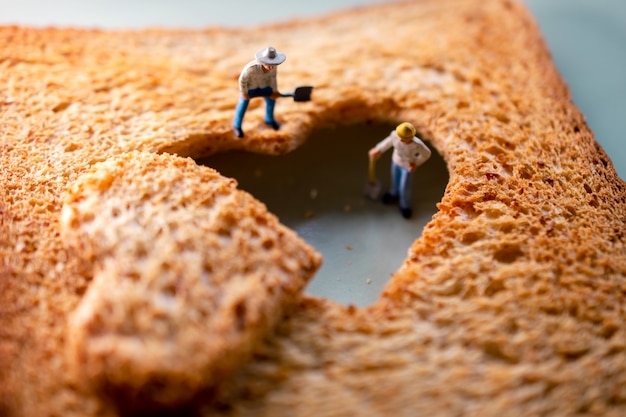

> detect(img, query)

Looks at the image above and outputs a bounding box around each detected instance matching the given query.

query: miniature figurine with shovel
[368,122,431,219]
[233,46,313,138]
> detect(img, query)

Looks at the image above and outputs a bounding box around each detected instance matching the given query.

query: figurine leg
[233,97,250,137]
[398,168,413,209]
[398,167,413,219]
[382,162,401,205]
[263,97,280,130]
[391,162,403,198]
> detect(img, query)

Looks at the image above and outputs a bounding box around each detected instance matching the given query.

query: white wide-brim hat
[255,46,286,65]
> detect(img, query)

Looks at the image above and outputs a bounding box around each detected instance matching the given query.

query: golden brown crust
[1,0,625,416]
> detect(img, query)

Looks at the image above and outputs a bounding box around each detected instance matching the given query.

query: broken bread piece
[60,151,321,409]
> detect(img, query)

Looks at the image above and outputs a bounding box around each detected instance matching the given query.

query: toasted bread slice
[1,0,625,416]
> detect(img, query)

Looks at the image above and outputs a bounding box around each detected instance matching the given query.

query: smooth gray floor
[202,124,449,307]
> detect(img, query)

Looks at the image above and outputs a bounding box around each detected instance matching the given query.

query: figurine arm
[269,69,279,98]
[375,133,394,153]
[369,134,393,160]
[238,66,252,96]
[238,79,249,97]
[412,140,432,167]
[269,70,278,92]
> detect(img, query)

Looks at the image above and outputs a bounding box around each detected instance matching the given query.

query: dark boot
[382,192,399,205]
[265,120,280,130]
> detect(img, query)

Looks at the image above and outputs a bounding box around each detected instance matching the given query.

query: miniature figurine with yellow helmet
[396,122,416,141]
[368,122,432,219]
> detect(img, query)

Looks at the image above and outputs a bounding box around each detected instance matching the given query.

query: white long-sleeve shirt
[375,130,431,170]
[238,60,278,95]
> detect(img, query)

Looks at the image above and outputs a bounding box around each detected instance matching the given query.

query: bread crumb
[345,244,352,250]
[343,204,352,212]
[309,188,318,200]
[366,278,372,285]
[305,210,314,218]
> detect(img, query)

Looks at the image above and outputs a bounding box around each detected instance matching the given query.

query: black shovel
[281,86,313,102]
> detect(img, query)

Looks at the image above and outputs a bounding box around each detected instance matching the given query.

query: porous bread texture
[0,0,625,416]
[60,151,321,409]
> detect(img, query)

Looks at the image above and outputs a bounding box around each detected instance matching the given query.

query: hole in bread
[199,123,448,307]
[493,243,524,264]
[234,300,247,331]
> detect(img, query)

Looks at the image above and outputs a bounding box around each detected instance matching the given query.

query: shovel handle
[368,153,377,183]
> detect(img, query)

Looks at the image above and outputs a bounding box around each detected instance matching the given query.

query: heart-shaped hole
[201,123,448,307]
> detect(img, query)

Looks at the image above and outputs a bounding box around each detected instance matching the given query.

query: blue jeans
[233,87,276,129]
[390,161,413,209]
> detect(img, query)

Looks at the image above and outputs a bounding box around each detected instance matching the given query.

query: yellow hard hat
[396,122,416,139]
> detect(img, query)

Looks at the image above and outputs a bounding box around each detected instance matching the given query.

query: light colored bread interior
[60,151,321,410]
[1,0,625,416]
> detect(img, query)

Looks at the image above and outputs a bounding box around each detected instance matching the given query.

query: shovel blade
[364,181,382,200]
[292,86,313,102]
